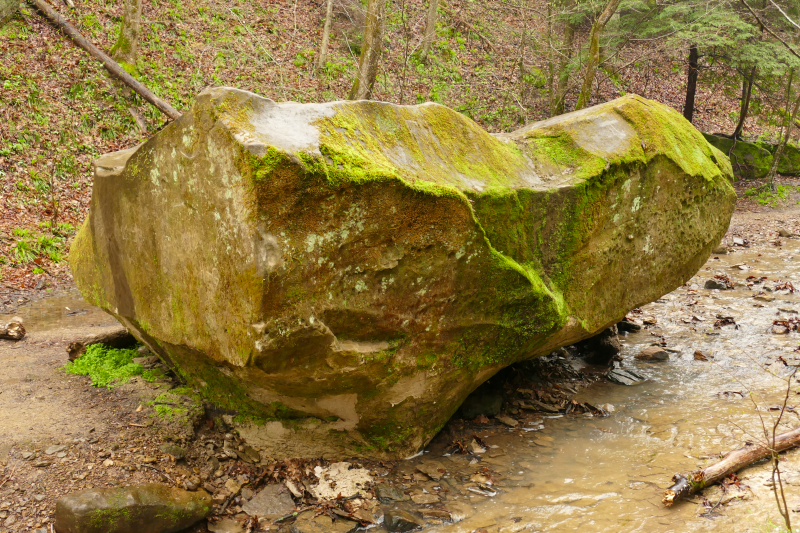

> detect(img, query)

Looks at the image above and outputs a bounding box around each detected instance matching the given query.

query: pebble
[207,518,245,533]
[496,415,519,428]
[416,461,446,481]
[635,346,669,361]
[241,484,295,520]
[410,492,439,504]
[384,509,423,532]
[45,445,67,455]
[374,483,407,502]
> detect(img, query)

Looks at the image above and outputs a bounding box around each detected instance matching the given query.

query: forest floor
[0,0,792,293]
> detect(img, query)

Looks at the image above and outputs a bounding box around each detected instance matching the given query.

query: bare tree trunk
[767,73,800,187]
[316,0,335,70]
[683,44,699,122]
[110,0,142,72]
[732,66,756,139]
[546,1,555,112]
[551,12,575,116]
[574,0,622,111]
[349,0,386,100]
[419,0,439,63]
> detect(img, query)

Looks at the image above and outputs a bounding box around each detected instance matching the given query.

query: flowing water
[4,238,800,532]
[417,239,800,533]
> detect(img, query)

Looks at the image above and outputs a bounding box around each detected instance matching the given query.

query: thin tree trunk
[551,13,575,116]
[110,0,141,72]
[546,1,555,113]
[683,44,699,122]
[574,0,622,111]
[349,0,386,100]
[316,0,335,70]
[732,66,756,139]
[419,0,438,63]
[29,0,181,120]
[767,73,800,187]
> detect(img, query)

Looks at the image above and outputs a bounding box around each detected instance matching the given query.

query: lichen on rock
[70,88,735,459]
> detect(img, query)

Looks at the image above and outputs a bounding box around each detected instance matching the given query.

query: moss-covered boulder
[702,133,772,180]
[70,88,735,459]
[755,141,800,176]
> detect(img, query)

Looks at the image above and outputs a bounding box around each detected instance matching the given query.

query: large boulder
[70,88,735,458]
[756,141,800,177]
[702,133,772,179]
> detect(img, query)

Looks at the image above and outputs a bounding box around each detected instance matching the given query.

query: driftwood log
[663,426,800,506]
[28,0,181,120]
[0,317,25,340]
[67,325,136,361]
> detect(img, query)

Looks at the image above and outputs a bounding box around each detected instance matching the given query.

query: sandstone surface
[71,88,735,458]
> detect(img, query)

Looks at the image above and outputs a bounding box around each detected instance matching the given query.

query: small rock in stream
[635,346,669,362]
[207,518,245,533]
[375,483,408,502]
[241,484,294,520]
[384,509,424,532]
[606,367,646,386]
[54,484,212,533]
[778,228,797,238]
[416,460,446,480]
[290,512,358,533]
[617,320,642,333]
[496,415,519,427]
[704,279,730,290]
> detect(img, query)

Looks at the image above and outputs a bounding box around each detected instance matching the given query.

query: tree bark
[110,0,141,71]
[766,73,800,187]
[348,0,387,100]
[29,0,181,120]
[574,0,622,111]
[316,0,335,70]
[662,425,800,506]
[683,44,699,122]
[551,10,576,116]
[419,0,438,63]
[732,66,756,139]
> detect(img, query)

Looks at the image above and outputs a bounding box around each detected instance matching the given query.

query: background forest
[0,0,799,291]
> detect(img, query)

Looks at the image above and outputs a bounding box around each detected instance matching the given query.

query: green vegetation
[65,343,155,388]
[745,184,800,206]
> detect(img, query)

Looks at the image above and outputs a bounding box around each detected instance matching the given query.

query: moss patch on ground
[65,343,155,388]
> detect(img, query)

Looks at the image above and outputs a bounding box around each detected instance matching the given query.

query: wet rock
[290,512,358,533]
[600,403,615,413]
[772,325,791,335]
[733,237,745,246]
[160,443,186,460]
[467,439,486,454]
[384,509,423,532]
[712,246,729,254]
[617,320,642,333]
[704,279,730,290]
[460,391,503,420]
[416,461,446,481]
[575,326,621,364]
[519,400,561,413]
[607,367,646,385]
[496,415,519,427]
[72,89,735,459]
[635,346,669,361]
[779,228,797,238]
[54,484,212,533]
[420,509,451,520]
[242,484,295,520]
[411,492,439,504]
[374,483,407,502]
[207,518,245,533]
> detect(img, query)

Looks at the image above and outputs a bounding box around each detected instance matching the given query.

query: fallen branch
[663,426,800,506]
[28,0,181,120]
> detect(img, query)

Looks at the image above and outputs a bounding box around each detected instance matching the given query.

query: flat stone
[374,483,407,502]
[704,279,730,290]
[635,346,669,361]
[290,512,358,533]
[420,509,451,519]
[160,444,186,460]
[384,509,423,532]
[445,501,473,523]
[242,484,294,520]
[45,445,67,455]
[411,492,440,504]
[607,368,645,386]
[416,461,446,481]
[207,518,245,533]
[54,484,212,533]
[496,415,519,427]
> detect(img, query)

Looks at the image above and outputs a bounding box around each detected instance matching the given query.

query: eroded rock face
[54,484,212,533]
[70,88,735,458]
